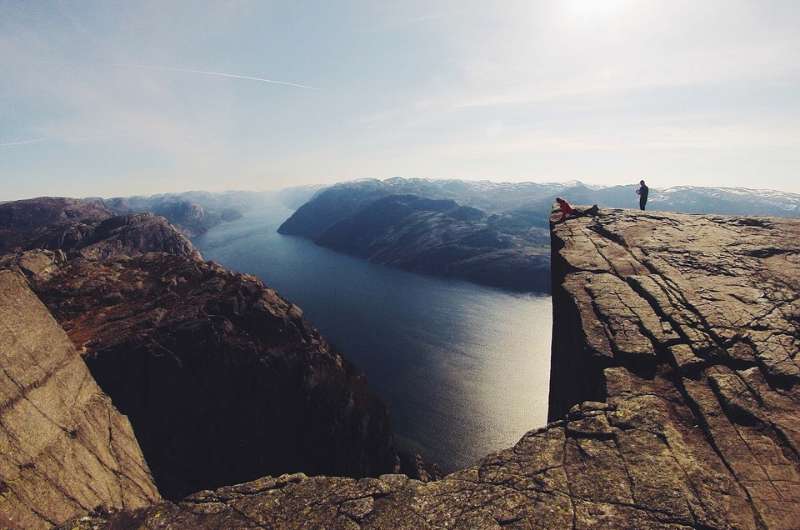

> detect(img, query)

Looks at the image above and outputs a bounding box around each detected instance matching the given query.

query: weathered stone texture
[57,208,800,529]
[0,270,159,530]
[549,209,800,528]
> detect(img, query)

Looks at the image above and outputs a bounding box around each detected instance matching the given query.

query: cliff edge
[59,208,800,529]
[547,208,800,528]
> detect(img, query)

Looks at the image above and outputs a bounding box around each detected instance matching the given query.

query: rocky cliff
[0,270,159,530]
[27,250,398,500]
[1,200,405,527]
[59,208,800,529]
[547,208,800,528]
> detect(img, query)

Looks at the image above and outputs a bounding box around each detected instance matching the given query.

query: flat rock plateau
[1,199,798,529]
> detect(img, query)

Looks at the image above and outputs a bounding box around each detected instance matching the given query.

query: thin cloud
[0,137,48,147]
[113,63,319,90]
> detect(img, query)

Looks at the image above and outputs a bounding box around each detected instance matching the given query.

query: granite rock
[0,271,159,530]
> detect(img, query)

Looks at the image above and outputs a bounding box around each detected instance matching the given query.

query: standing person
[637,180,649,211]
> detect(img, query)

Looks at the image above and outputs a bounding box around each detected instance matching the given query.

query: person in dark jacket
[637,180,649,210]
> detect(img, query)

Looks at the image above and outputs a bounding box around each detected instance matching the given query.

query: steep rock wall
[548,208,800,528]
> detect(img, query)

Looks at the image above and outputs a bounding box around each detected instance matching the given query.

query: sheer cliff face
[549,209,800,415]
[548,209,800,528]
[0,270,159,530]
[64,208,800,530]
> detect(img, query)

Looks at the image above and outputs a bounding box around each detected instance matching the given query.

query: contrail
[0,137,48,148]
[114,63,318,90]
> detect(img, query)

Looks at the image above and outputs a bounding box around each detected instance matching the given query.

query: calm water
[193,203,552,471]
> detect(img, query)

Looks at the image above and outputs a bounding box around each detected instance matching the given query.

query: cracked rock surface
[0,270,159,530]
[549,208,800,529]
[57,208,800,529]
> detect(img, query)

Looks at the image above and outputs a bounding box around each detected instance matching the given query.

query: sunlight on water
[194,202,552,471]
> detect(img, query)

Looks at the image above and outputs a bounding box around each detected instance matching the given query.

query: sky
[1,0,799,200]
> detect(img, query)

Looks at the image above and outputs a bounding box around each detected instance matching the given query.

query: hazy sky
[2,0,799,199]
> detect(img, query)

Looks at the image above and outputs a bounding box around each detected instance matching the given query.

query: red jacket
[558,201,575,216]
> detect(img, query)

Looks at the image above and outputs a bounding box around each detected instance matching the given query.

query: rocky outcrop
[61,208,800,529]
[281,194,550,292]
[0,270,159,530]
[74,213,201,261]
[26,251,398,500]
[548,208,800,528]
[0,249,67,281]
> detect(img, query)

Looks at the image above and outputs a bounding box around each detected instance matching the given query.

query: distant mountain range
[279,178,800,292]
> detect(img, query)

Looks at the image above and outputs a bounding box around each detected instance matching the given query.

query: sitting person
[555,198,599,221]
[555,197,576,221]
